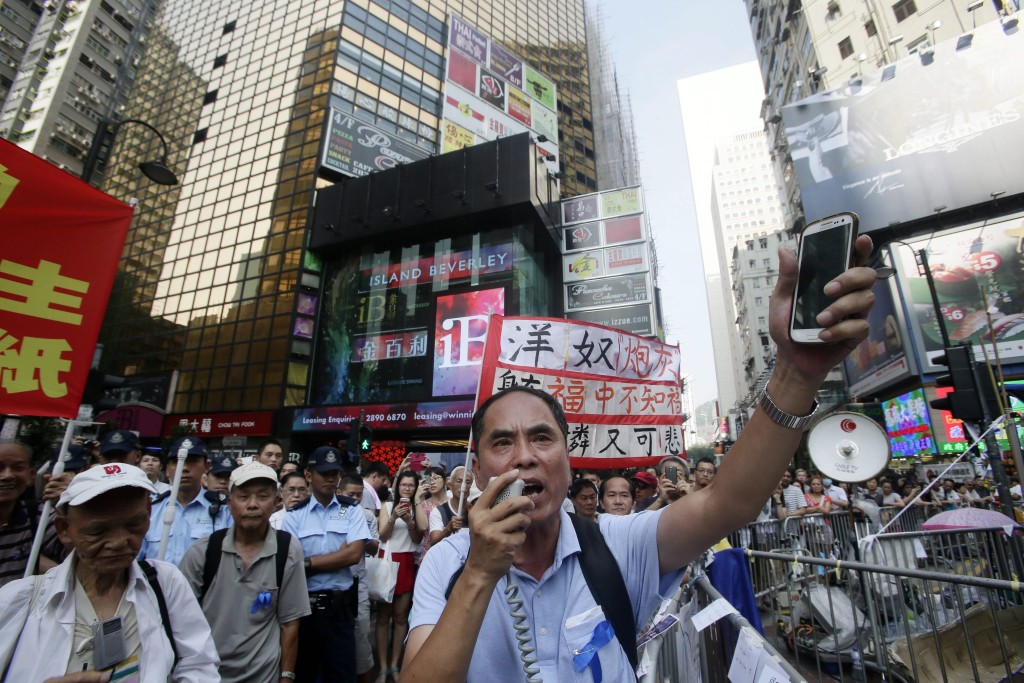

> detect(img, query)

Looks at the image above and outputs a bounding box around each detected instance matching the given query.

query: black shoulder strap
[138,560,180,668]
[568,513,639,676]
[443,515,639,677]
[199,528,229,604]
[438,502,454,528]
[274,530,291,589]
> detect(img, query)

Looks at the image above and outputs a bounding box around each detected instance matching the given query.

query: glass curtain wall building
[98,0,594,416]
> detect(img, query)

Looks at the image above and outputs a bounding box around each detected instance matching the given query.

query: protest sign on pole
[0,139,134,417]
[477,315,683,468]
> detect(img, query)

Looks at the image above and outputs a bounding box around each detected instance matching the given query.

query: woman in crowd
[376,470,423,682]
[803,476,833,516]
[568,478,599,522]
[415,466,448,562]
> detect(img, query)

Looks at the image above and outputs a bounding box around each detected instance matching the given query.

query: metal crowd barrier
[639,576,808,683]
[748,530,1024,683]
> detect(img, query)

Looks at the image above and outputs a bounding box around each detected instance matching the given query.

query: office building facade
[89,0,600,446]
[744,0,1007,234]
[1,0,156,180]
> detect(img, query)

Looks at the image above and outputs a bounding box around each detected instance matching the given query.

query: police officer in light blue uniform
[282,445,370,683]
[140,437,232,565]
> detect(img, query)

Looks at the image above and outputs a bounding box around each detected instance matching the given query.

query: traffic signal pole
[918,248,1015,517]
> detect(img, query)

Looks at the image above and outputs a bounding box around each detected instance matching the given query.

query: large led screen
[882,388,938,459]
[433,288,505,396]
[891,216,1024,373]
[782,18,1024,232]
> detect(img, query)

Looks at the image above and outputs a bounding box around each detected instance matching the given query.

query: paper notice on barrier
[689,597,738,632]
[754,654,791,683]
[727,627,763,683]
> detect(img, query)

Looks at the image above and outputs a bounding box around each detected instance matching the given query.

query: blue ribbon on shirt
[251,591,272,613]
[572,619,615,683]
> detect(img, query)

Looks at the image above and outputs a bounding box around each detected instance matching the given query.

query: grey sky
[596,1,757,406]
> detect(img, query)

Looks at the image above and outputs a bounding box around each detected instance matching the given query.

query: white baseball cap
[57,463,157,512]
[230,462,279,491]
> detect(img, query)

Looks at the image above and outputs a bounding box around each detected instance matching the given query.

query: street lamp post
[80,118,178,186]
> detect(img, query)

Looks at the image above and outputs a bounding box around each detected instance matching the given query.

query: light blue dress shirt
[410,508,678,682]
[141,489,233,565]
[281,495,371,592]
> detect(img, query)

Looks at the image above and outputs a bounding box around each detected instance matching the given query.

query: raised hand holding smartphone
[789,212,859,344]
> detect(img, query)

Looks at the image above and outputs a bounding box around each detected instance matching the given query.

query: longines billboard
[782,19,1024,233]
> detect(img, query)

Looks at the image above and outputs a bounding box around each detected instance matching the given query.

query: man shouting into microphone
[403,236,878,682]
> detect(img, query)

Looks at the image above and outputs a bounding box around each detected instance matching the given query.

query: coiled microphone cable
[504,572,541,682]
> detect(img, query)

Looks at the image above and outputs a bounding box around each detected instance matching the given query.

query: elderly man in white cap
[180,462,311,683]
[0,463,219,682]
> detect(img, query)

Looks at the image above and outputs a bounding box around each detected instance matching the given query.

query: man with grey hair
[0,463,219,681]
[427,465,474,546]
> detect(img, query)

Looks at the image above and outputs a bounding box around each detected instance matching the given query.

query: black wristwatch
[303,557,312,575]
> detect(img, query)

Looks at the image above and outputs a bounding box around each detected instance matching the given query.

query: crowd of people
[2,431,1019,682]
[0,233,890,681]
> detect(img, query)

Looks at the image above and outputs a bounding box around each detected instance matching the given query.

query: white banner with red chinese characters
[477,315,684,468]
[0,139,134,417]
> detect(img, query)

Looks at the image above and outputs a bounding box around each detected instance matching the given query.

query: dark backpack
[444,513,639,675]
[199,528,292,604]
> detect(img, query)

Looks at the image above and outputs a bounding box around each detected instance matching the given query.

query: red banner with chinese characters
[0,139,133,417]
[477,315,684,469]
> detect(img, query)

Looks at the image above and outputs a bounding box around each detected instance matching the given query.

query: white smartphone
[789,212,859,344]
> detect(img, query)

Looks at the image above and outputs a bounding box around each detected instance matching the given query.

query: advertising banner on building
[442,14,559,172]
[559,187,658,337]
[0,139,133,418]
[321,108,429,177]
[843,277,915,397]
[782,19,1024,232]
[312,239,518,407]
[293,399,477,431]
[890,217,1024,373]
[565,274,651,312]
[164,410,274,437]
[477,315,682,467]
[433,288,505,396]
[567,304,656,337]
[881,388,938,459]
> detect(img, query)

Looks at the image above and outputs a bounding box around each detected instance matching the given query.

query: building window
[202,89,217,105]
[838,37,855,59]
[758,237,768,249]
[192,128,208,144]
[864,19,877,37]
[213,53,227,69]
[755,297,763,306]
[760,334,770,347]
[892,0,917,23]
[223,20,236,33]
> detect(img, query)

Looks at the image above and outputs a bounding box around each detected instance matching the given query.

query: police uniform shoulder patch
[288,495,313,511]
[337,494,358,507]
[152,490,172,504]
